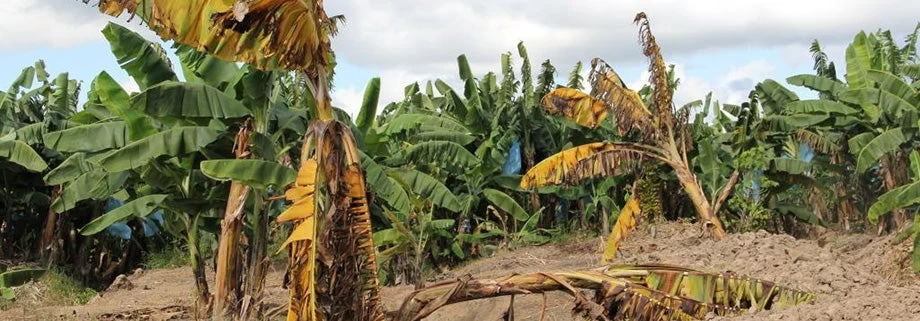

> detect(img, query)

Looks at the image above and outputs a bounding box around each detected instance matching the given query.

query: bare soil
[1,223,917,321]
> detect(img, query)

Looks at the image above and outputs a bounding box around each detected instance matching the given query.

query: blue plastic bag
[502,139,522,175]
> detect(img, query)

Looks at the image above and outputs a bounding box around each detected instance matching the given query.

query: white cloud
[0,0,163,52]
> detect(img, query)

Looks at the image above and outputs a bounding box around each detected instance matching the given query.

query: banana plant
[522,14,729,238]
[867,149,920,272]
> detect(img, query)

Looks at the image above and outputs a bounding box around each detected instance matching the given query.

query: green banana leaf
[482,188,529,221]
[0,140,48,172]
[43,121,129,153]
[853,128,905,174]
[44,153,96,186]
[98,126,222,172]
[404,141,480,171]
[786,74,847,96]
[92,71,157,140]
[200,159,295,189]
[845,31,872,90]
[359,152,411,214]
[355,77,381,134]
[132,81,251,119]
[53,170,129,213]
[102,22,177,90]
[80,194,169,236]
[389,168,462,212]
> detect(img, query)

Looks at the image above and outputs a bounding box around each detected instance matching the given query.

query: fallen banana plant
[394,264,814,321]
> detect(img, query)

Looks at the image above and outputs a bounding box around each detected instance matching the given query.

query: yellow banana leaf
[520,143,615,189]
[601,197,641,264]
[541,88,608,128]
[521,143,643,189]
[589,58,655,136]
[95,0,331,71]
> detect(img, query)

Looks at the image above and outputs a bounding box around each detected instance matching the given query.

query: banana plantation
[0,1,918,321]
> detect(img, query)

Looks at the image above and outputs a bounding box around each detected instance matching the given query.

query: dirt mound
[1,223,916,320]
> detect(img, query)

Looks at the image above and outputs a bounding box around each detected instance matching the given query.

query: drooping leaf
[409,130,476,146]
[43,121,129,154]
[774,204,825,226]
[521,143,643,189]
[403,141,480,172]
[44,153,96,186]
[359,152,411,214]
[482,188,529,221]
[784,100,858,115]
[201,159,296,189]
[131,81,251,119]
[97,0,332,72]
[102,22,177,90]
[383,113,468,134]
[853,128,905,173]
[771,158,811,175]
[0,269,45,288]
[541,88,608,128]
[0,140,48,172]
[80,194,169,236]
[588,58,654,135]
[601,196,641,263]
[868,182,920,224]
[786,74,847,96]
[389,168,461,212]
[98,127,222,172]
[53,170,129,213]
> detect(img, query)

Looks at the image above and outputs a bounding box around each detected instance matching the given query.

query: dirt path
[2,223,917,320]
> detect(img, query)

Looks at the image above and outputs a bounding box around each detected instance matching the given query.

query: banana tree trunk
[672,159,726,239]
[830,153,854,231]
[214,124,253,319]
[878,155,911,232]
[40,186,62,264]
[187,214,212,318]
[213,182,251,318]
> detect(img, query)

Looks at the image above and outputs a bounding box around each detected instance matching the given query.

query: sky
[2,0,919,118]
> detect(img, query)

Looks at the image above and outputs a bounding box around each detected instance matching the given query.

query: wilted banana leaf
[97,126,222,172]
[43,121,129,154]
[132,81,251,119]
[521,143,644,189]
[97,0,332,72]
[403,141,480,172]
[0,140,48,172]
[541,88,608,128]
[601,196,641,264]
[200,159,295,189]
[389,168,462,212]
[80,194,169,235]
[102,22,177,90]
[482,188,529,221]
